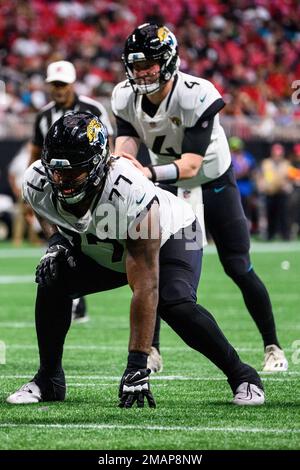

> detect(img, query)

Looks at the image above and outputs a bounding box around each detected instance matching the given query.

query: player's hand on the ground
[119,367,156,408]
[35,233,76,287]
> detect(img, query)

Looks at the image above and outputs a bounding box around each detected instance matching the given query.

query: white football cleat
[147,347,163,373]
[232,382,265,406]
[262,345,288,372]
[6,381,42,404]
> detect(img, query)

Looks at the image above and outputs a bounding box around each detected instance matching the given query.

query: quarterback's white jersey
[112,71,231,188]
[23,158,197,273]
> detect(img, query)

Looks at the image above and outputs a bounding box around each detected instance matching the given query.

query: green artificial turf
[0,241,299,450]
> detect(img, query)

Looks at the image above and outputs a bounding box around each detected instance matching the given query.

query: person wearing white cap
[29,60,114,322]
[30,60,113,166]
[45,60,76,84]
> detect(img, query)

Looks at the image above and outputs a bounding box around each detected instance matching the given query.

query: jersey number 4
[152,135,180,158]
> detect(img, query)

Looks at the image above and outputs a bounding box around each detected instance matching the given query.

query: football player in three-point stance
[112,23,288,373]
[7,111,264,407]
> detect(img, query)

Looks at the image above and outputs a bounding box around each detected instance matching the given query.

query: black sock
[233,270,280,349]
[35,285,72,376]
[152,314,161,352]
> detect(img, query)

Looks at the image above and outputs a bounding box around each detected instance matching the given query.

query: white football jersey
[112,71,231,188]
[23,158,197,273]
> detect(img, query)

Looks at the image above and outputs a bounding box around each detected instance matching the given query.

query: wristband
[48,232,67,247]
[127,351,148,369]
[148,163,179,184]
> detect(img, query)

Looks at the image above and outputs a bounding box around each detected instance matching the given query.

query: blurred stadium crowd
[0,0,300,242]
[1,0,300,119]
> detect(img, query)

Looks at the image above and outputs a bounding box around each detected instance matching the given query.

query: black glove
[119,367,156,408]
[35,233,76,287]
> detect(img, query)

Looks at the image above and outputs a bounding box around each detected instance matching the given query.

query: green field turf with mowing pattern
[0,242,299,450]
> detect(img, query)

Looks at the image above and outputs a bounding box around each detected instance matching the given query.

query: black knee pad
[213,214,251,278]
[159,280,196,310]
[160,301,216,324]
[159,301,196,325]
[222,254,251,279]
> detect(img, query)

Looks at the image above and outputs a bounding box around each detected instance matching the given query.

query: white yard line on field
[1,322,299,331]
[63,376,300,384]
[0,322,35,328]
[0,422,299,434]
[0,249,43,258]
[0,276,33,284]
[0,241,299,260]
[4,344,296,353]
[1,373,299,381]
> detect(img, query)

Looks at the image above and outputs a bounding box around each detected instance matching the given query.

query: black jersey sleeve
[182,116,214,156]
[115,115,139,138]
[182,98,225,156]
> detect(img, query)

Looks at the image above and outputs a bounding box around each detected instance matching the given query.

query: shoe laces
[19,382,38,394]
[264,345,283,364]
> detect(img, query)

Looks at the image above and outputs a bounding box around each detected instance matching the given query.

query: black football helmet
[123,23,179,95]
[42,111,110,205]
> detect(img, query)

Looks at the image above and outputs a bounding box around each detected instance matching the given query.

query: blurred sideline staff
[8,142,41,245]
[258,143,292,241]
[28,60,114,322]
[287,144,300,238]
[29,60,113,166]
